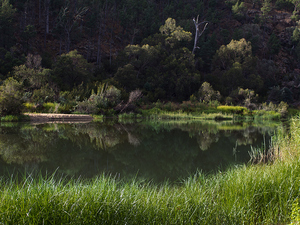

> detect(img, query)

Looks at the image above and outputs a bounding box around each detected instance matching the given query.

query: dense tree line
[1,0,300,115]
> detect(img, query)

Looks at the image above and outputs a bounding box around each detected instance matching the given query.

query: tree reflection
[0,120,277,182]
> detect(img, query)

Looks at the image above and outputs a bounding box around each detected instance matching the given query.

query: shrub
[23,102,35,112]
[217,105,248,114]
[32,84,56,104]
[75,100,98,114]
[57,104,74,113]
[43,102,56,113]
[275,0,294,12]
[74,83,121,114]
[198,82,221,103]
[0,78,24,116]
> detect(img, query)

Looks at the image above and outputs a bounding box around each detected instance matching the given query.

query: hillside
[1,0,300,111]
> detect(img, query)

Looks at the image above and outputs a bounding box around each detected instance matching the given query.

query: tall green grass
[1,118,300,224]
[0,162,299,224]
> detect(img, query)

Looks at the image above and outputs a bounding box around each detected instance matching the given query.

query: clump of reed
[1,117,300,224]
[0,156,300,224]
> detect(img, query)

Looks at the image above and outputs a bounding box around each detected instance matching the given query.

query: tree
[0,77,24,116]
[114,18,200,101]
[21,25,37,54]
[14,54,50,90]
[261,0,272,22]
[192,15,208,54]
[159,18,192,48]
[52,50,93,91]
[268,33,281,56]
[232,1,247,20]
[198,82,221,103]
[213,38,252,70]
[0,0,16,49]
[54,4,88,53]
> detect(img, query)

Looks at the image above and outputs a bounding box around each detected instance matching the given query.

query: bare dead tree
[118,89,143,113]
[192,15,208,54]
[45,0,50,34]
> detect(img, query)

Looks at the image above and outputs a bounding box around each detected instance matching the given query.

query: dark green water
[0,120,278,183]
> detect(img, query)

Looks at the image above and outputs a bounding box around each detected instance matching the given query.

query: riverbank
[0,118,299,224]
[0,154,298,224]
[24,113,94,123]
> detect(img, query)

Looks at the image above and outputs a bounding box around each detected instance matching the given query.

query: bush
[23,102,35,112]
[217,105,248,114]
[275,0,294,12]
[75,100,98,114]
[32,84,56,104]
[57,104,74,113]
[0,78,24,116]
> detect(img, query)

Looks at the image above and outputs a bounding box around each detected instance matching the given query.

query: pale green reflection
[0,120,278,182]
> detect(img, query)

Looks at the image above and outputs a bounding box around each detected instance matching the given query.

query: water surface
[0,120,278,183]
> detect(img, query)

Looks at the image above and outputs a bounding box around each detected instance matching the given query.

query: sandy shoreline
[24,113,94,123]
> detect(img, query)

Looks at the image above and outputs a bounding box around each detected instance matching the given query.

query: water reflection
[0,120,278,183]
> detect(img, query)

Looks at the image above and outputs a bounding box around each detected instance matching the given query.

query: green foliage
[261,0,272,21]
[75,83,121,114]
[260,101,289,116]
[1,114,29,122]
[290,200,300,225]
[291,10,300,21]
[235,24,263,54]
[1,145,300,224]
[275,0,295,11]
[217,105,248,114]
[292,26,300,43]
[21,25,36,53]
[268,33,281,55]
[115,18,200,102]
[0,0,16,49]
[213,38,252,70]
[232,1,247,20]
[0,49,24,78]
[159,18,192,47]
[0,77,23,116]
[23,102,35,112]
[198,82,221,103]
[268,86,293,104]
[52,50,93,91]
[14,54,51,90]
[32,84,56,104]
[238,88,258,107]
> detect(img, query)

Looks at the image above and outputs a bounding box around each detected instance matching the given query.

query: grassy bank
[0,160,299,224]
[0,118,300,224]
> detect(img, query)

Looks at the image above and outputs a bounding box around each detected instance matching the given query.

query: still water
[0,120,279,183]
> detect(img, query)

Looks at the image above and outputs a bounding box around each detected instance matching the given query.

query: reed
[0,160,299,224]
[1,118,300,224]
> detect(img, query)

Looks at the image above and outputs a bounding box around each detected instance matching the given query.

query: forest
[0,0,300,116]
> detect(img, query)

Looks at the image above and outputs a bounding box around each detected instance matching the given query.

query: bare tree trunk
[39,0,41,25]
[109,2,116,66]
[192,15,208,54]
[45,0,50,34]
[130,28,139,45]
[97,24,102,65]
[66,28,71,52]
[59,37,62,55]
[110,29,112,66]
